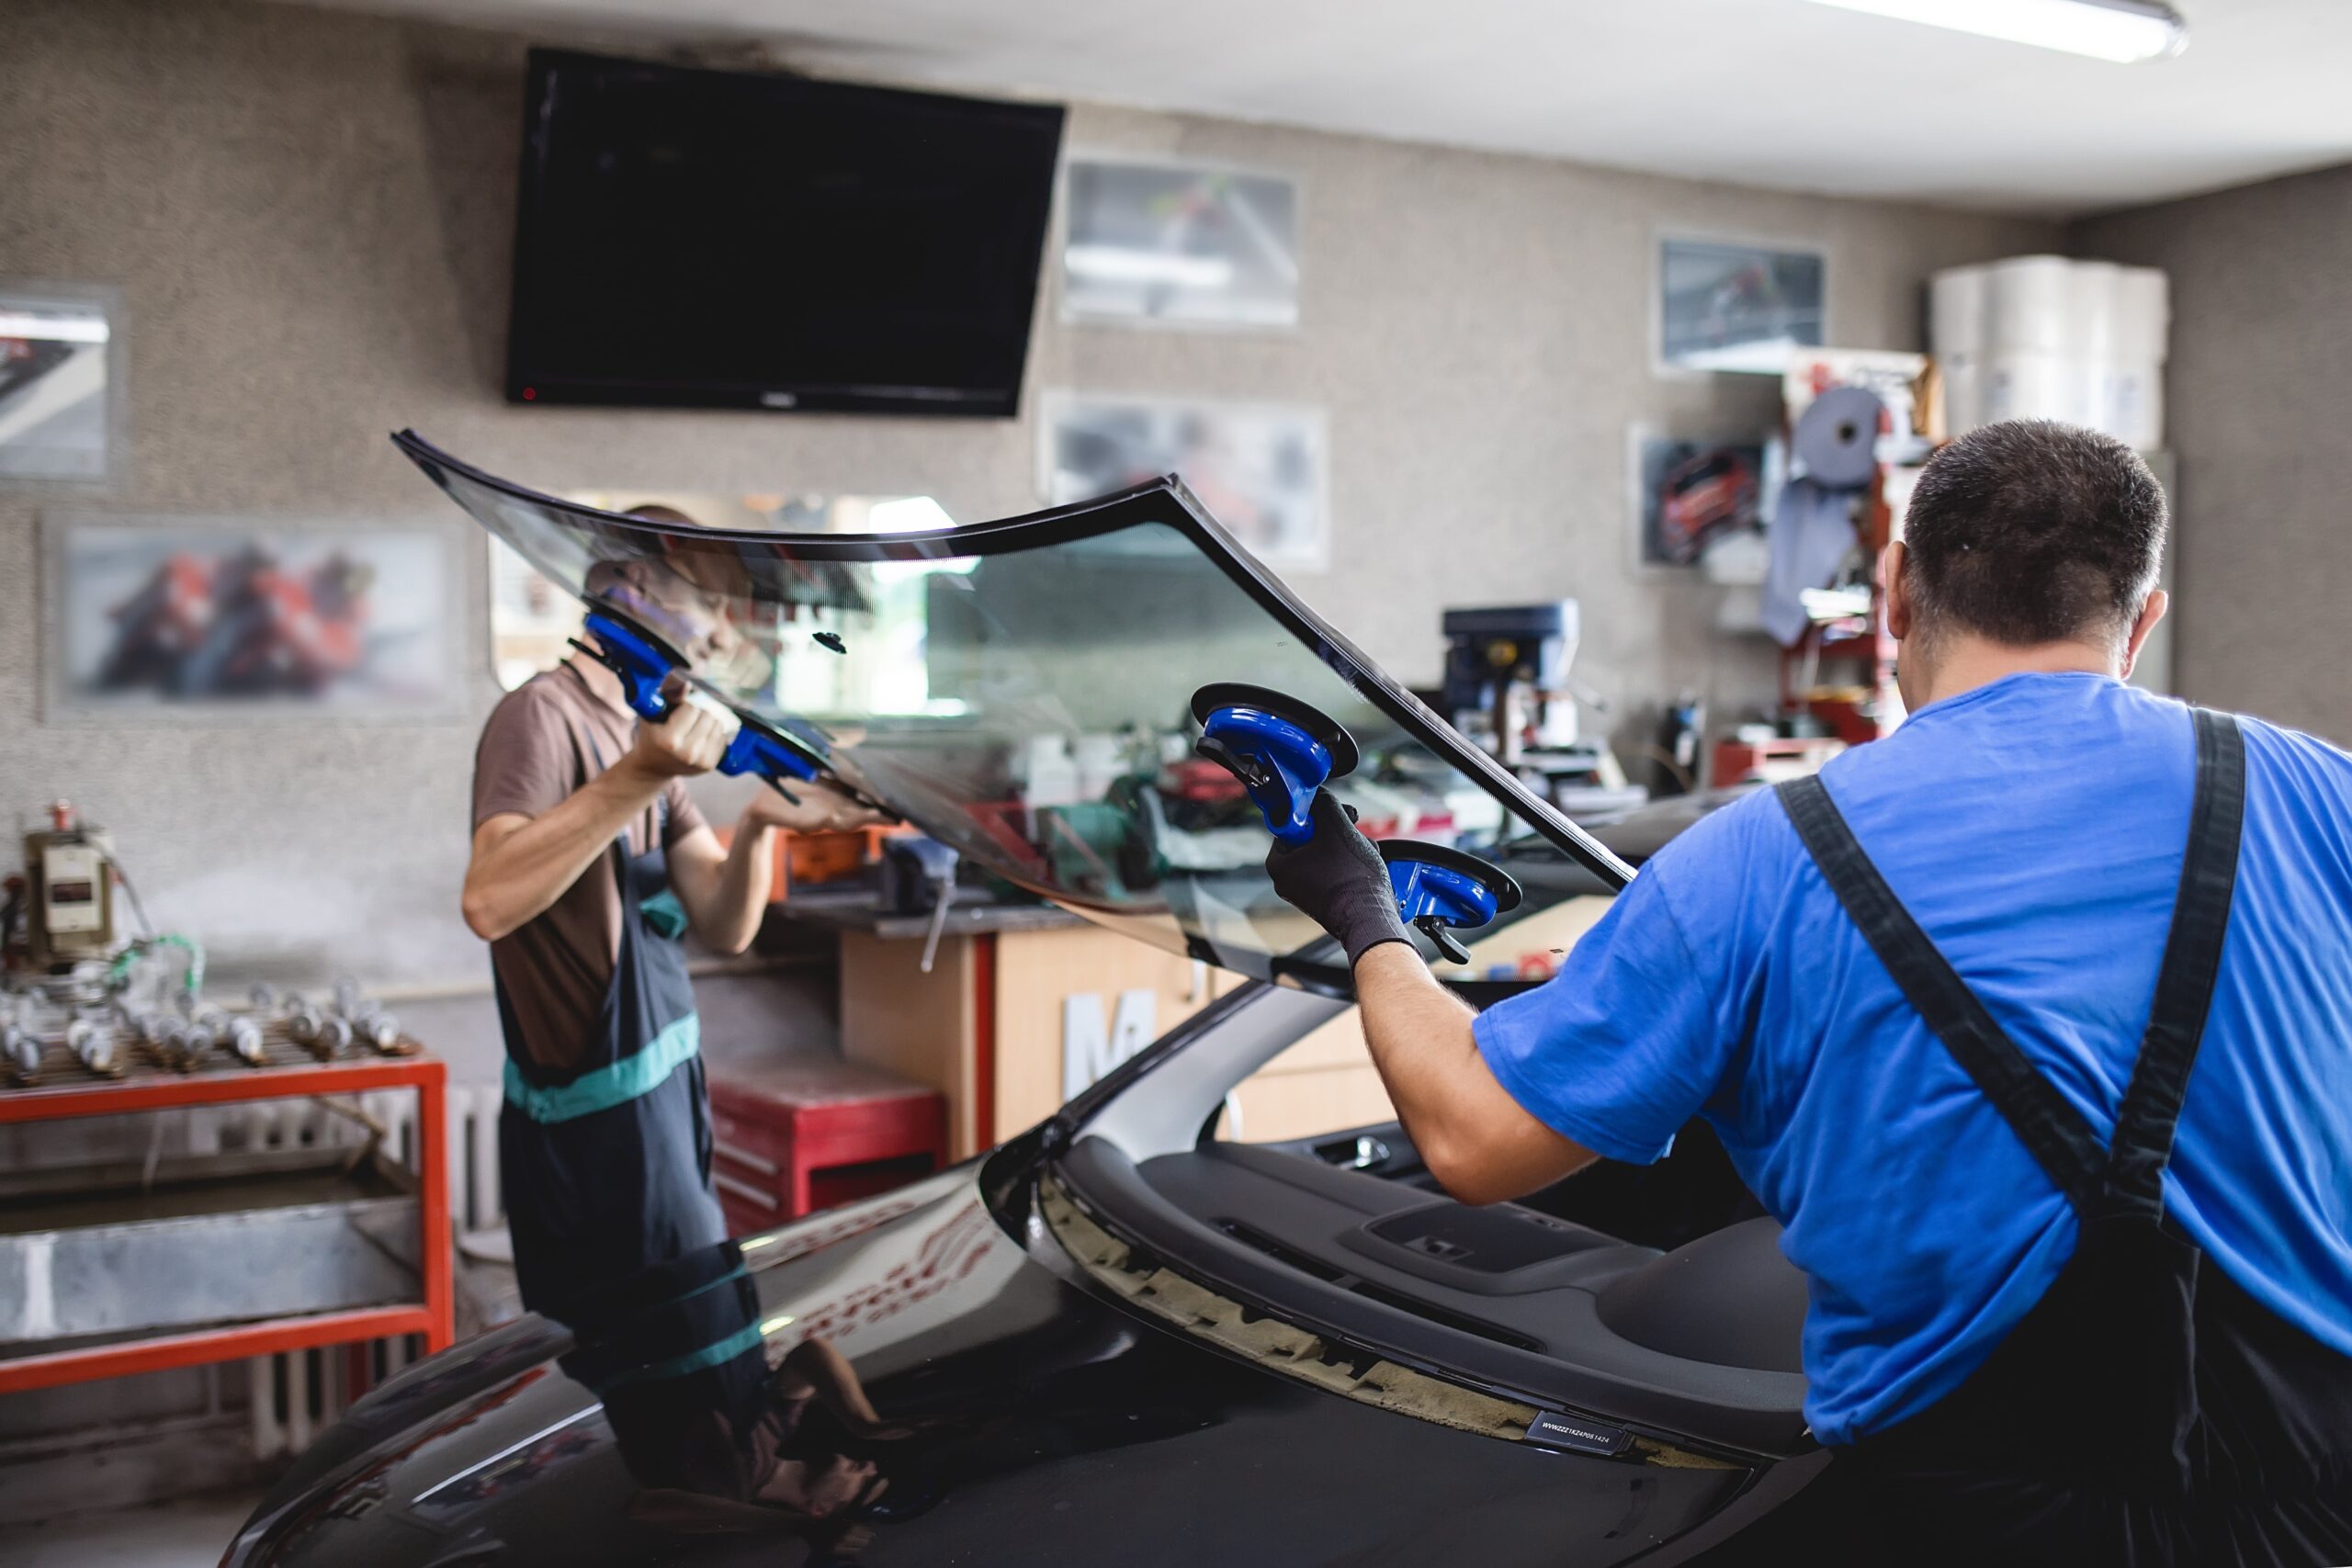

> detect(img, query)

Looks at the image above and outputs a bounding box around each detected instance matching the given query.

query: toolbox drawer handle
[714,1172,779,1210]
[716,1140,781,1178]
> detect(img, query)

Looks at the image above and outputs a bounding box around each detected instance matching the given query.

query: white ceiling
[309,0,2352,215]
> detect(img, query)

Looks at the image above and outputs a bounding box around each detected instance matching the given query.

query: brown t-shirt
[472,663,707,1073]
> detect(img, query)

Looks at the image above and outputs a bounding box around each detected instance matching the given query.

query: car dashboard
[1054,1122,1813,1458]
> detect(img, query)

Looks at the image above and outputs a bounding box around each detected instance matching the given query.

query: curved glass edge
[392,430,1634,996]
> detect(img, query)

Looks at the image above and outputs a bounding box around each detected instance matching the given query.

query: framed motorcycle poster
[42,513,464,721]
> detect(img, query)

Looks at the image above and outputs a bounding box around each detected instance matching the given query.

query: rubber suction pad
[1189,682,1360,779]
[576,597,694,722]
[583,597,691,671]
[1377,839,1524,919]
[718,709,825,787]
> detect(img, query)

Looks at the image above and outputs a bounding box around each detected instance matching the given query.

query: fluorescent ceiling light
[1799,0,2187,62]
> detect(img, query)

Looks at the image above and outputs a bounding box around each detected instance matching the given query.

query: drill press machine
[1439,603,1642,816]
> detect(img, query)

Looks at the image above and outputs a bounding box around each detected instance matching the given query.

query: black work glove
[1264,790,1410,967]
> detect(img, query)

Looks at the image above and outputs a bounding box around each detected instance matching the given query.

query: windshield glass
[397,432,1629,994]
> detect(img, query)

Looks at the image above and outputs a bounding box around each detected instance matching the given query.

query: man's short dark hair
[1901,420,2165,648]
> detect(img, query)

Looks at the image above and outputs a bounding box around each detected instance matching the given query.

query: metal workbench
[0,1051,453,1396]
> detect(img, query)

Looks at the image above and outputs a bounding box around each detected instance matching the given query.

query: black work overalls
[1779,708,2352,1566]
[496,728,728,1319]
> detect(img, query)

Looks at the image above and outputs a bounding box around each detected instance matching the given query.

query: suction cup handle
[1199,705,1339,845]
[717,722,822,789]
[577,608,682,723]
[1388,857,1504,928]
[1382,842,1521,965]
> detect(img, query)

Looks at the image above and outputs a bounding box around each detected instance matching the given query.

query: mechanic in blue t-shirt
[1268,421,2352,1562]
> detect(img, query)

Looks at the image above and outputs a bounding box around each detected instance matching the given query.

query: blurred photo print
[1061,158,1301,329]
[47,517,460,718]
[1042,392,1327,570]
[1657,238,1825,374]
[0,288,117,482]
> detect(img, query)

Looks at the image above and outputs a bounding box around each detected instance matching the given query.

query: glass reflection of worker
[553,1245,909,1552]
[462,509,882,1313]
[616,1337,908,1538]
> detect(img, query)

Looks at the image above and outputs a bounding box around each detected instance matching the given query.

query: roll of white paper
[1941,359,1984,435]
[2104,362,2165,451]
[1795,384,1887,489]
[2115,267,2171,366]
[1984,351,2092,425]
[2066,260,2122,362]
[1985,254,2076,354]
[1930,265,1989,360]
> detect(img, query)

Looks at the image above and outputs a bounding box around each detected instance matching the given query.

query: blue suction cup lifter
[574,604,689,723]
[1190,682,1361,846]
[1201,709,1329,844]
[1378,840,1524,965]
[718,712,824,795]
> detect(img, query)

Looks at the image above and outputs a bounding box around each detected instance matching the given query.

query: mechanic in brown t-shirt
[463,541,879,1309]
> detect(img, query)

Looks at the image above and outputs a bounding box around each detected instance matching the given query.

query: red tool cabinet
[705,1055,947,1236]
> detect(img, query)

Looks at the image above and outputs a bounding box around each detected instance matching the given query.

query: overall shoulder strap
[2101,708,2246,1219]
[560,668,634,894]
[1778,773,2109,1215]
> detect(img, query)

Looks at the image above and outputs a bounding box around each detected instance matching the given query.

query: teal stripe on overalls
[503,1011,702,1124]
[638,889,690,941]
[594,1319,768,1395]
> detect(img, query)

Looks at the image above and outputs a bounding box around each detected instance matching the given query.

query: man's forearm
[1353,942,1597,1203]
[695,818,777,956]
[1354,943,1489,1179]
[462,760,668,942]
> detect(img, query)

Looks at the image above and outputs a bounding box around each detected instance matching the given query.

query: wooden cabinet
[1223,1006,1394,1145]
[842,920,1236,1159]
[988,924,1243,1146]
[1218,893,1618,1146]
[839,928,989,1156]
[841,894,1619,1159]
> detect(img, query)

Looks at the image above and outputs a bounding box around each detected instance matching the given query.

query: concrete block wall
[0,0,2059,989]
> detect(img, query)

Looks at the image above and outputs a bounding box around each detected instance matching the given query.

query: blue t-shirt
[1474,672,2352,1445]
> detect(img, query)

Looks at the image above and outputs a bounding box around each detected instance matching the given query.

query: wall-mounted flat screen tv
[508,50,1065,417]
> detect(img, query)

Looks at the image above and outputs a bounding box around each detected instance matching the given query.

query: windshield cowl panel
[395,430,1630,994]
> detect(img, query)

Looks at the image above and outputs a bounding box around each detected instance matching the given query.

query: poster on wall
[44,516,462,720]
[1631,434,1778,570]
[1061,158,1301,329]
[1041,391,1328,570]
[1657,237,1825,374]
[0,287,119,483]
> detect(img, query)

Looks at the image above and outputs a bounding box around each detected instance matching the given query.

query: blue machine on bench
[571,601,833,800]
[1191,682,1522,964]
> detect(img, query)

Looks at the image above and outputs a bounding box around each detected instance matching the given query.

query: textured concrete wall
[2070,164,2352,743]
[0,0,2058,986]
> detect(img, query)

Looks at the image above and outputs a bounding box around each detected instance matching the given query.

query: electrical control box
[40,840,107,937]
[19,809,117,969]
